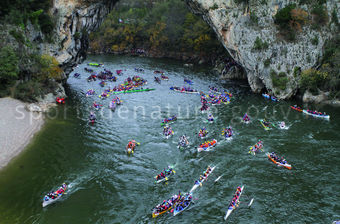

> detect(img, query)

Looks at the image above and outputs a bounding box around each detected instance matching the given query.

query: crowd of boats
[46,62,331,221]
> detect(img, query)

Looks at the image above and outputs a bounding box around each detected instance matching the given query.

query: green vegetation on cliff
[0,0,54,35]
[0,1,62,101]
[89,0,225,62]
[300,34,340,98]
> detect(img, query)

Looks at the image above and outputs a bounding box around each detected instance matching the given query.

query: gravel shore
[0,98,44,169]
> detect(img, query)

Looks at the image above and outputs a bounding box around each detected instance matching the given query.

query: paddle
[248,198,254,207]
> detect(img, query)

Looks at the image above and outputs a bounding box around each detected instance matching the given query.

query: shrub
[210,3,218,10]
[300,68,328,94]
[9,29,25,44]
[271,70,288,90]
[311,35,319,45]
[253,37,269,50]
[0,46,19,84]
[311,4,328,27]
[264,58,271,67]
[35,55,63,81]
[250,12,259,25]
[14,81,44,102]
[274,4,296,29]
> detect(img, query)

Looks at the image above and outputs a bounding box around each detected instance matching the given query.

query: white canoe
[224,185,244,221]
[190,166,216,193]
[302,110,330,119]
[42,185,67,207]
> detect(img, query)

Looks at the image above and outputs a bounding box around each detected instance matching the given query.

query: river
[0,55,339,224]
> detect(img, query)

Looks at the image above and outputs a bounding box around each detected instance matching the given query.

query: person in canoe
[89,111,96,124]
[93,101,102,109]
[178,135,189,148]
[270,152,287,164]
[243,113,250,123]
[263,119,271,127]
[208,114,214,122]
[198,127,208,138]
[279,121,286,129]
[163,125,173,137]
[126,140,138,154]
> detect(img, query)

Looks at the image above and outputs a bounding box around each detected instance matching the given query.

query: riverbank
[0,97,44,169]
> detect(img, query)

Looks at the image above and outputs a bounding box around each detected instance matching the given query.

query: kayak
[302,109,330,120]
[126,141,139,155]
[112,88,155,94]
[259,119,271,130]
[248,140,263,155]
[88,62,103,67]
[224,186,244,221]
[178,135,189,149]
[222,127,233,140]
[42,184,67,207]
[262,93,278,102]
[198,129,208,139]
[190,166,216,193]
[290,105,302,112]
[152,193,181,218]
[184,79,193,85]
[161,116,177,126]
[267,152,292,170]
[170,87,199,94]
[155,167,176,183]
[197,139,217,152]
[173,193,193,216]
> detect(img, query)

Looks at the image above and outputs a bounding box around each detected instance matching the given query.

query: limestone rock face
[38,0,117,74]
[185,0,340,99]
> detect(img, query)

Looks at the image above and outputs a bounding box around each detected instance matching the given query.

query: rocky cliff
[24,0,339,100]
[185,0,340,99]
[36,0,117,75]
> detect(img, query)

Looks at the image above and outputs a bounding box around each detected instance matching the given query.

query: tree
[0,46,19,84]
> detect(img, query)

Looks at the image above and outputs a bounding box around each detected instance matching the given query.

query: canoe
[178,136,189,149]
[224,186,244,221]
[152,193,181,218]
[173,193,193,216]
[161,116,177,126]
[248,141,263,155]
[42,184,67,207]
[259,119,271,130]
[155,168,175,183]
[302,110,330,120]
[88,62,103,67]
[198,130,208,139]
[112,88,155,94]
[290,106,302,112]
[266,153,292,170]
[163,130,174,139]
[170,87,199,94]
[190,166,216,193]
[197,139,217,152]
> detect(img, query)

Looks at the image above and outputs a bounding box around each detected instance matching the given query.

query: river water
[0,55,339,224]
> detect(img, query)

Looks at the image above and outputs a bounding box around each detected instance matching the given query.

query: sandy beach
[0,98,44,169]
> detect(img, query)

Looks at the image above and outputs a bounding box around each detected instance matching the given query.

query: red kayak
[290,105,302,112]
